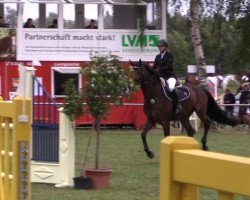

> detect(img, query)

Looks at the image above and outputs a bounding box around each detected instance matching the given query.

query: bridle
[133,64,158,86]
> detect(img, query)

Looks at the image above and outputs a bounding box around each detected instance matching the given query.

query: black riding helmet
[157,39,168,47]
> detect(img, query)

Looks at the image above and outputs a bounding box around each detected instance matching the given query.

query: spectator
[239,82,250,104]
[223,88,236,118]
[236,70,250,94]
[48,19,57,28]
[23,18,35,28]
[239,93,250,126]
[0,16,9,28]
[85,19,97,29]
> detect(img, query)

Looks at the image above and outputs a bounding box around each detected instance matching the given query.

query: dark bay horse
[132,60,238,158]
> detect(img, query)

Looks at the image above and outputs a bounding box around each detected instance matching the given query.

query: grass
[32,127,250,200]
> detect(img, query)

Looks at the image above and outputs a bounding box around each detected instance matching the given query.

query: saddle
[159,78,190,101]
[164,86,190,101]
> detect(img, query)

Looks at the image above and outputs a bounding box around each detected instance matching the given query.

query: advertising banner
[17,29,163,61]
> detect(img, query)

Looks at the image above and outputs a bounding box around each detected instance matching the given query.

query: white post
[55,108,75,187]
[162,0,167,38]
[26,67,36,98]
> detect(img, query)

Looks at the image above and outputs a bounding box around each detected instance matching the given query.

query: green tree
[168,30,194,76]
[232,10,250,73]
[84,54,137,169]
[63,78,83,121]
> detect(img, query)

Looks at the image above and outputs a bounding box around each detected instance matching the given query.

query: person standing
[23,18,35,28]
[223,88,236,118]
[153,39,181,115]
[85,19,98,29]
[48,19,57,28]
[0,16,9,27]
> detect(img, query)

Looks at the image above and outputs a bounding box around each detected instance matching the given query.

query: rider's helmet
[157,39,168,47]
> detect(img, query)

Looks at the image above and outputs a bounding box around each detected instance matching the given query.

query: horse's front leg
[141,120,154,158]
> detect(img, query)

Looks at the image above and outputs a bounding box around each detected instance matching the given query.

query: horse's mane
[141,63,159,80]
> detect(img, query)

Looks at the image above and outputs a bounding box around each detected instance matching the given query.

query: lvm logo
[122,35,159,47]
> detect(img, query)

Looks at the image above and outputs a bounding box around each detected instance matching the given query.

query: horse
[131,60,238,158]
[215,74,238,91]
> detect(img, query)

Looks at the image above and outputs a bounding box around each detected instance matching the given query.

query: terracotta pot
[85,168,112,189]
[73,176,92,190]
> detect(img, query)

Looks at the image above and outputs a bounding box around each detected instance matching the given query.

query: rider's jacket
[153,50,176,80]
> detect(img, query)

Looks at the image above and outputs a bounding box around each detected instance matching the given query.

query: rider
[153,39,181,115]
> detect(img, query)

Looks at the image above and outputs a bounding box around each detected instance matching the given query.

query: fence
[0,96,31,200]
[22,67,75,186]
[160,136,250,200]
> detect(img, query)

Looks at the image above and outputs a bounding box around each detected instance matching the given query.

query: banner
[17,29,163,61]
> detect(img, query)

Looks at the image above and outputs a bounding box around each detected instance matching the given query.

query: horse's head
[130,59,158,85]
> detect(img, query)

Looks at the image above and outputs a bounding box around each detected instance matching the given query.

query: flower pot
[73,176,92,190]
[85,168,112,189]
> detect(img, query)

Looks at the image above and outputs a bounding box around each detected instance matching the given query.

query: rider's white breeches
[167,78,176,92]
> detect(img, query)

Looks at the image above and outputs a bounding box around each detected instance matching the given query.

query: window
[103,0,162,30]
[2,3,17,28]
[46,4,58,28]
[63,4,98,29]
[52,67,82,97]
[23,2,39,27]
[146,1,162,30]
[63,4,75,29]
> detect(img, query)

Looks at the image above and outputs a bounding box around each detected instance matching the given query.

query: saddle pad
[175,86,190,101]
[160,81,190,101]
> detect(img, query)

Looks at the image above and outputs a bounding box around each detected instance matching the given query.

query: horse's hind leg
[195,111,211,150]
[141,120,154,158]
[180,118,196,137]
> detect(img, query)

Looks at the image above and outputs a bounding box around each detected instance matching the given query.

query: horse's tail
[204,88,238,126]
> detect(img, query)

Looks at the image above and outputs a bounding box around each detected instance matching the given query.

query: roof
[105,0,147,5]
[0,0,147,4]
[0,0,25,2]
[27,0,107,3]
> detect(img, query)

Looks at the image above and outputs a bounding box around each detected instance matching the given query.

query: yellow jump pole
[160,136,200,200]
[12,96,31,200]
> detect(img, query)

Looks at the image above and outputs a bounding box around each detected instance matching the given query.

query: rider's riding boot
[170,89,181,115]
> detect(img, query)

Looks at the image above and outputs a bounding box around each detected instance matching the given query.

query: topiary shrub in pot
[83,53,137,189]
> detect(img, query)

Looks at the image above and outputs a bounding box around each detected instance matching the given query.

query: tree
[169,0,249,77]
[190,0,207,86]
[232,9,250,72]
[168,30,194,76]
[83,54,136,169]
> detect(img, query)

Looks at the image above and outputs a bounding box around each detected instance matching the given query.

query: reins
[133,66,158,86]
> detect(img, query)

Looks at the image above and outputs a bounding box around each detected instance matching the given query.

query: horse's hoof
[147,151,154,159]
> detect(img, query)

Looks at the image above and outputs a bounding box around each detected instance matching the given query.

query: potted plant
[83,53,136,189]
[62,78,93,189]
[63,53,137,189]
